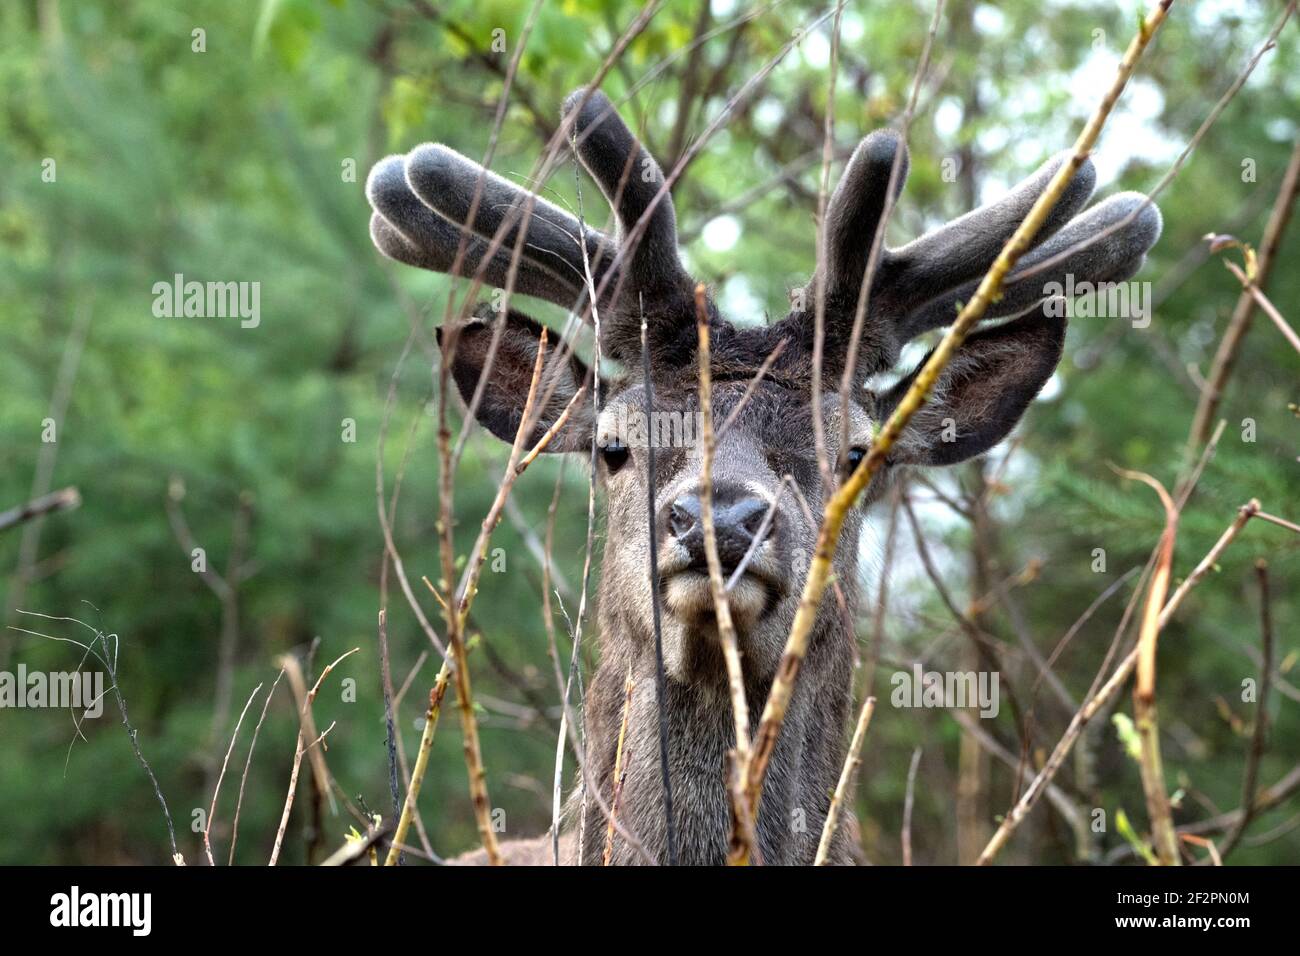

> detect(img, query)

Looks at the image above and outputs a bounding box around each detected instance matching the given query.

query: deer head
[366,89,1160,865]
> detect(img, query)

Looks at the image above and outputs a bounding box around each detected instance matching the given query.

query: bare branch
[1218,559,1275,860]
[744,0,1176,816]
[0,487,80,534]
[815,696,875,866]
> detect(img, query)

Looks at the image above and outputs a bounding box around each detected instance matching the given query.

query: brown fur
[365,85,1160,866]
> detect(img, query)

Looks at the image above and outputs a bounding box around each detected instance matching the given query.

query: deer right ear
[437,308,595,453]
[876,308,1067,467]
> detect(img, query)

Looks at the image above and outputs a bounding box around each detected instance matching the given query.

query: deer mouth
[659,562,785,633]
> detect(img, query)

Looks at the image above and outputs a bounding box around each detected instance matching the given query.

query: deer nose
[668,497,700,538]
[668,491,772,573]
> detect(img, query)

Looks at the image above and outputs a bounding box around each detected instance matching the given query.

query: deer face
[366,88,1161,684]
[594,378,872,681]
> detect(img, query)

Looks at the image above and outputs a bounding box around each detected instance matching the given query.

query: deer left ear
[876,309,1067,467]
[436,307,596,453]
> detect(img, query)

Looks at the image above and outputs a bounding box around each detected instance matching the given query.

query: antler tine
[368,211,579,306]
[368,154,583,304]
[366,151,606,311]
[900,191,1162,338]
[882,151,1097,309]
[818,130,909,300]
[561,89,692,303]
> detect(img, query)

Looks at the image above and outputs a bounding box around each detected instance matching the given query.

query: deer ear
[876,309,1066,467]
[437,308,595,453]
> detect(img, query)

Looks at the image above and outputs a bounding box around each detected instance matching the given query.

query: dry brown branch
[1107,762,1300,863]
[282,647,336,822]
[1254,510,1300,535]
[1186,138,1300,454]
[0,486,80,534]
[902,746,922,866]
[3,304,90,665]
[455,330,575,612]
[695,287,757,866]
[436,327,549,869]
[815,696,875,866]
[810,0,848,488]
[320,818,392,867]
[1013,0,1295,290]
[836,0,945,452]
[1161,500,1260,619]
[269,648,358,866]
[1220,258,1300,354]
[405,2,667,871]
[602,664,636,866]
[444,329,566,866]
[387,659,451,865]
[743,0,1175,820]
[384,670,451,867]
[716,338,788,440]
[388,332,581,866]
[977,497,1275,865]
[1181,833,1223,867]
[639,308,677,865]
[1114,467,1180,865]
[203,681,263,866]
[228,668,283,865]
[1218,559,1275,860]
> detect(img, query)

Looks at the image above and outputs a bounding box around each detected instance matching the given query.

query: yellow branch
[743,0,1176,818]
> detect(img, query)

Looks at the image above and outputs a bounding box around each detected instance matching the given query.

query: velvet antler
[784,131,1162,379]
[366,89,697,364]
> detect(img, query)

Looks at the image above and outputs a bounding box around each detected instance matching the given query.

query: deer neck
[578,597,855,865]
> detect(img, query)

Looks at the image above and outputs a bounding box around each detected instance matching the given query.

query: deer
[365,88,1161,865]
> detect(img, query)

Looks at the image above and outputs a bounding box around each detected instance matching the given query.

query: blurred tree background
[0,0,1296,865]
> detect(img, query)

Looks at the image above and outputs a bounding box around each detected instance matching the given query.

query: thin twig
[384,669,451,866]
[809,0,848,489]
[1013,0,1296,290]
[204,681,264,866]
[815,697,875,866]
[1185,138,1300,455]
[228,668,283,865]
[1115,466,1180,865]
[0,487,81,534]
[602,664,636,865]
[1218,559,1275,860]
[744,0,1175,816]
[641,302,677,866]
[269,648,357,866]
[320,819,392,867]
[1221,259,1300,354]
[12,611,180,862]
[902,746,922,866]
[696,287,757,867]
[977,497,1268,865]
[836,0,946,455]
[716,339,788,440]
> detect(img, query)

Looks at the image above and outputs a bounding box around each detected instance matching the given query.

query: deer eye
[842,445,868,476]
[599,440,630,474]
